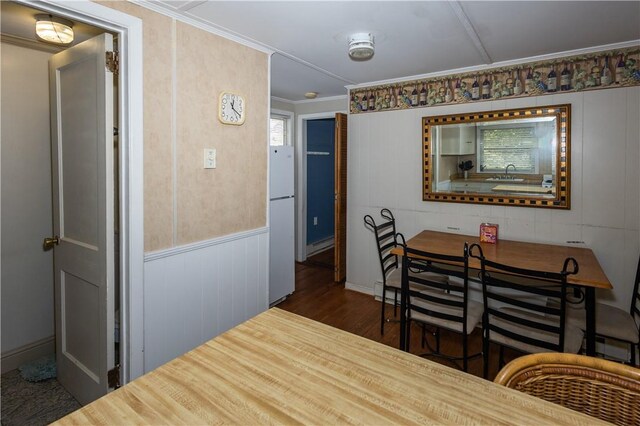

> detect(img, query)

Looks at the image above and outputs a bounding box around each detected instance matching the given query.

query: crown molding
[131,0,274,54]
[271,94,348,105]
[0,33,63,53]
[130,1,358,86]
[346,39,640,90]
[271,96,295,105]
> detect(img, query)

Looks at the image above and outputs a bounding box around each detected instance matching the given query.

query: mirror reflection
[423,105,570,209]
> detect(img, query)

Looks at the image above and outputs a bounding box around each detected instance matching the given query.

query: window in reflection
[423,105,570,209]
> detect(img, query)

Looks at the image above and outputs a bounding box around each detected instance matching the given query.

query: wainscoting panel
[143,228,268,372]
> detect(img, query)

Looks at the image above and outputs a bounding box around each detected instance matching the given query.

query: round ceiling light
[35,14,74,45]
[304,92,318,99]
[348,33,374,61]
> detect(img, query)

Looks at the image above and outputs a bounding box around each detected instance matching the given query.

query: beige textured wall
[100,2,268,251]
[175,22,268,245]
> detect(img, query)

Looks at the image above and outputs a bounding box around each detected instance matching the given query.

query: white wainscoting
[348,87,640,312]
[143,227,268,372]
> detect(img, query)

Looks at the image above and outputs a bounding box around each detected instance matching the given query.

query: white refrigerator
[269,146,295,305]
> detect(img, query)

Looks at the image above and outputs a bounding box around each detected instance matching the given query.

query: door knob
[43,236,60,251]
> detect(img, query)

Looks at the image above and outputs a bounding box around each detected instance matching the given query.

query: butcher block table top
[55,308,605,425]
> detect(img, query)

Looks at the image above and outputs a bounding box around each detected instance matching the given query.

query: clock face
[219,92,245,125]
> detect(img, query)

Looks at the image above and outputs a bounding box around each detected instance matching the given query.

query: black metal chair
[364,209,447,335]
[563,256,640,366]
[469,244,583,379]
[397,234,482,372]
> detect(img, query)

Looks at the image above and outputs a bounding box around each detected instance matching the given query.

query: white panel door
[50,33,114,405]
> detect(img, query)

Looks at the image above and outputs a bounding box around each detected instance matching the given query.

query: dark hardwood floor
[276,248,519,381]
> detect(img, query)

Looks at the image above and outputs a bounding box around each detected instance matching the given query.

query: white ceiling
[1,2,106,48]
[3,1,638,101]
[153,1,640,102]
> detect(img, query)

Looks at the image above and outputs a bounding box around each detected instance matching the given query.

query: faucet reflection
[505,164,516,179]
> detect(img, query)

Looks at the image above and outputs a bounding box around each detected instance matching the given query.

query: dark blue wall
[306,118,335,245]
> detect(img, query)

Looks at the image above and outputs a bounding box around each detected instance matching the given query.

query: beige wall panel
[175,23,268,245]
[98,1,174,252]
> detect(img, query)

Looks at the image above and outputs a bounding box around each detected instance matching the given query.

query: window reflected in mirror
[423,105,570,209]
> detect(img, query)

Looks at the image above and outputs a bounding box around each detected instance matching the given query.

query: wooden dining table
[55,308,605,425]
[391,230,613,357]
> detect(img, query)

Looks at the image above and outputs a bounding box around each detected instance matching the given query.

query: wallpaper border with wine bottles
[349,47,640,114]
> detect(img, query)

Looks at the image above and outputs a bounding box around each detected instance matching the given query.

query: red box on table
[479,223,499,244]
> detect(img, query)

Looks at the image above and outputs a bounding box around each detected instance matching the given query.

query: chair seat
[490,308,584,354]
[386,267,449,290]
[410,293,483,335]
[565,302,639,344]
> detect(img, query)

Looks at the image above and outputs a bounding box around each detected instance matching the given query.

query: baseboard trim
[306,238,334,257]
[344,281,374,295]
[1,336,55,374]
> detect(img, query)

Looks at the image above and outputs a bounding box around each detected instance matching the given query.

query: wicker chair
[495,353,640,425]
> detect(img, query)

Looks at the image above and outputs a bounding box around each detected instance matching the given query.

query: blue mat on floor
[19,354,56,382]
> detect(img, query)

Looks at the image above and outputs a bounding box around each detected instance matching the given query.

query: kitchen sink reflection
[485,177,525,182]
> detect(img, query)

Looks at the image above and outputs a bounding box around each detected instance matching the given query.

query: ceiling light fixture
[304,92,318,99]
[35,14,74,45]
[348,33,374,61]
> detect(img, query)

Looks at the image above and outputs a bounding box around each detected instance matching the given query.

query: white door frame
[21,0,144,383]
[295,111,345,262]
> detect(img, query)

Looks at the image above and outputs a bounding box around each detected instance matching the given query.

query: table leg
[585,287,596,356]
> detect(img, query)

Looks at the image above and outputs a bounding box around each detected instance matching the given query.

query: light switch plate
[204,148,216,169]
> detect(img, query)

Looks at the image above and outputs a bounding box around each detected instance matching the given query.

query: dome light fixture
[348,33,374,61]
[304,92,318,99]
[35,14,74,45]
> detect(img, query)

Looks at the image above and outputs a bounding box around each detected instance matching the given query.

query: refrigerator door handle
[270,195,294,201]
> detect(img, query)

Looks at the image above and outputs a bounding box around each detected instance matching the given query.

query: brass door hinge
[108,364,121,389]
[106,51,119,75]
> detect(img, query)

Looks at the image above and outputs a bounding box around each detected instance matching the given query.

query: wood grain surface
[55,308,606,425]
[391,230,612,289]
[491,184,554,194]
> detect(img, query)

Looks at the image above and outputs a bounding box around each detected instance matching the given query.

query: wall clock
[218,92,245,125]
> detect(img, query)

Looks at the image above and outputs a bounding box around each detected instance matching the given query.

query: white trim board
[345,281,374,296]
[307,238,334,257]
[0,33,63,53]
[132,2,357,87]
[272,95,349,105]
[145,227,269,262]
[1,336,55,374]
[18,0,145,383]
[132,0,273,55]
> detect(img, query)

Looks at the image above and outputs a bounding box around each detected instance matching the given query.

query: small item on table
[480,223,499,244]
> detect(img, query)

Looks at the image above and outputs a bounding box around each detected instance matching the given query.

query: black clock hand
[231,105,241,118]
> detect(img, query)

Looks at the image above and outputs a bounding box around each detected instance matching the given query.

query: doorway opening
[295,112,348,282]
[1,0,143,414]
[1,0,118,406]
[305,118,335,268]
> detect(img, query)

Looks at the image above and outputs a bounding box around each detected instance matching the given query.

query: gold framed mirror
[423,104,570,209]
